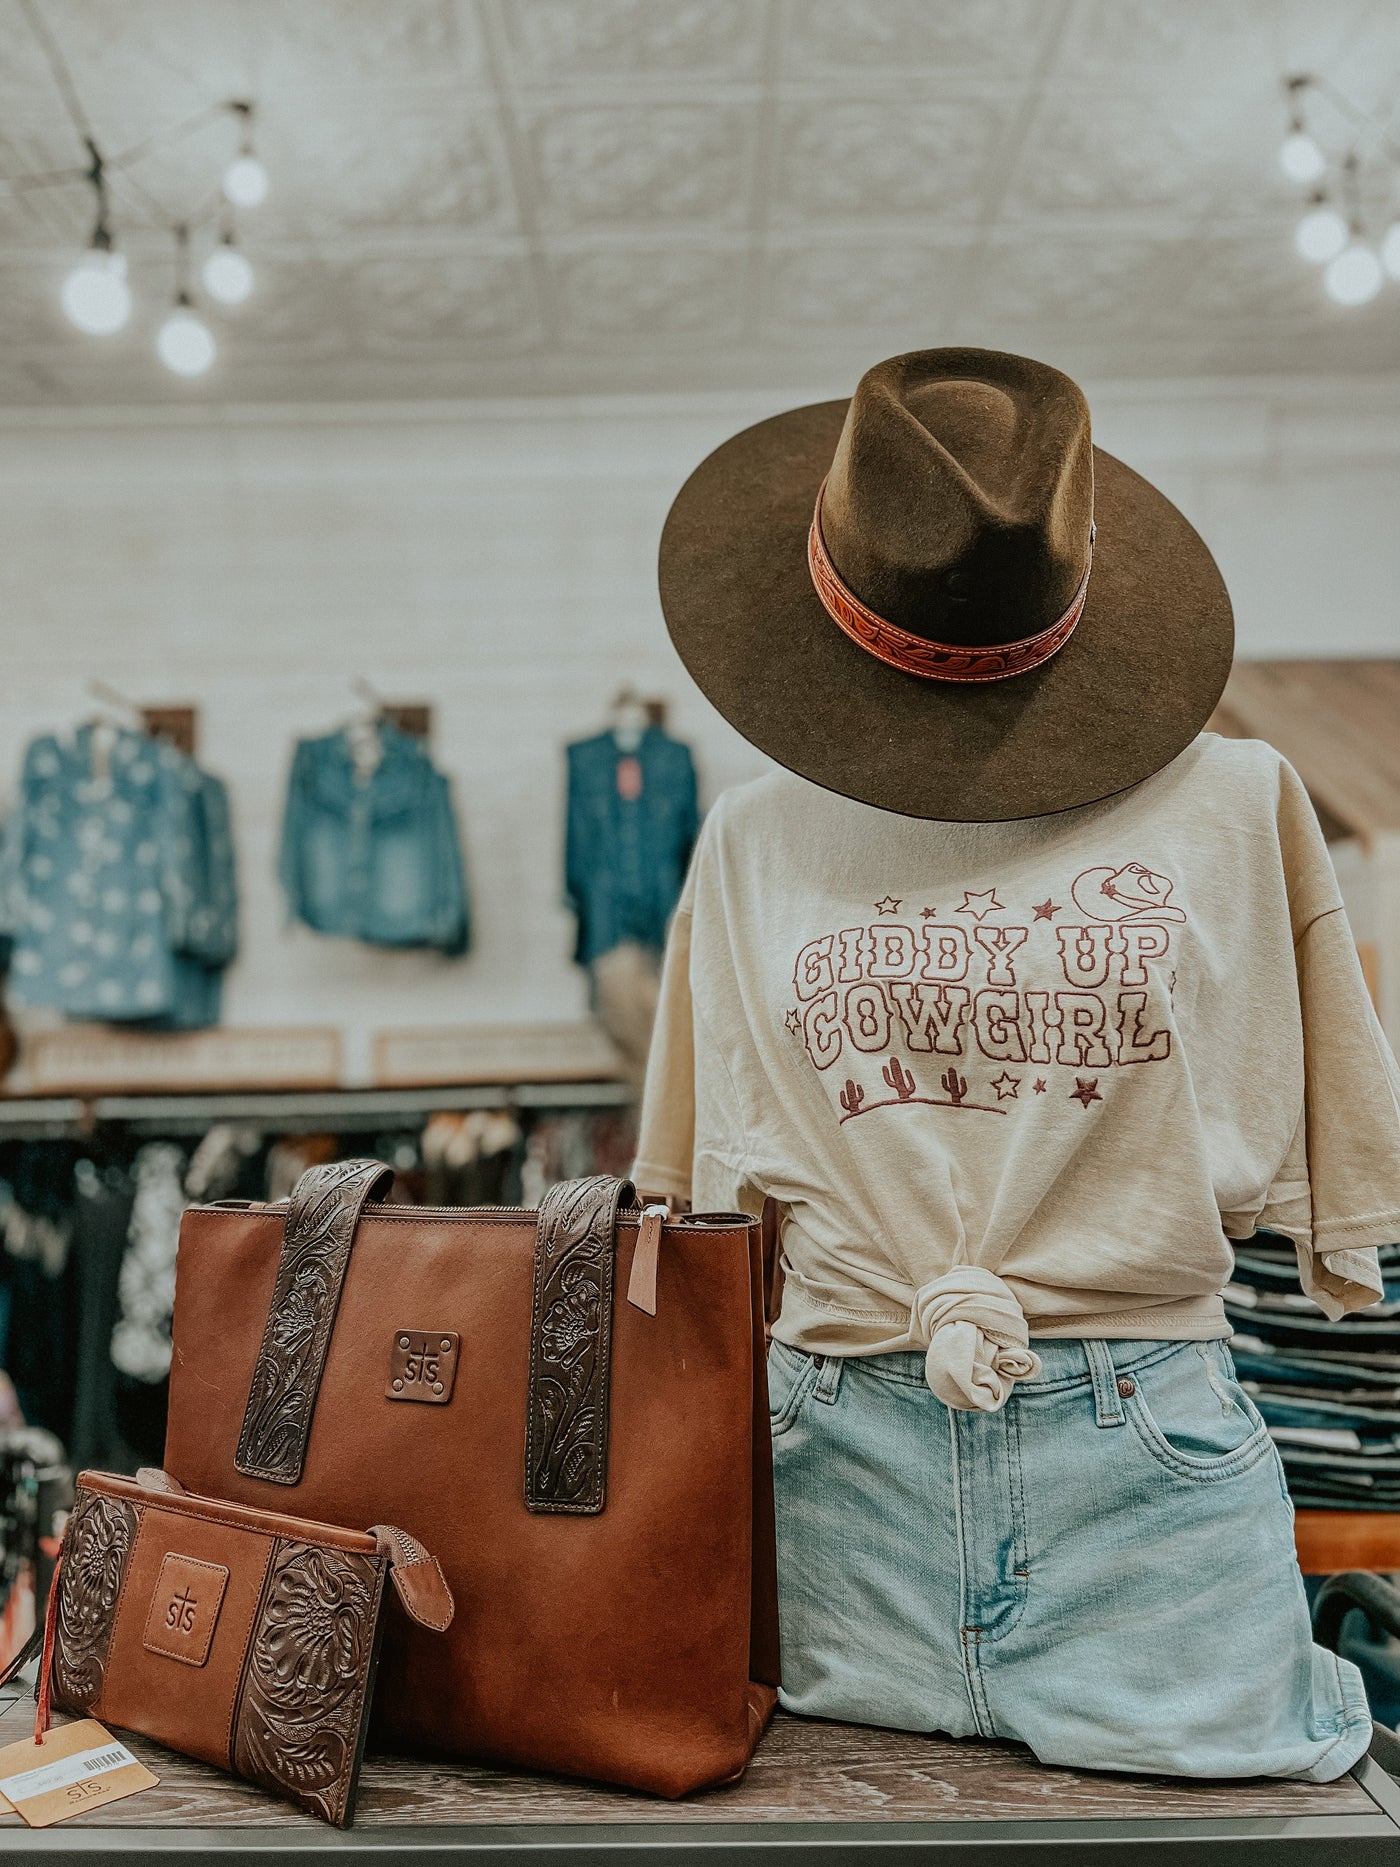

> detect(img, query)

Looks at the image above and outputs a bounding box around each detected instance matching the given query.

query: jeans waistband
[778,1336,1190,1395]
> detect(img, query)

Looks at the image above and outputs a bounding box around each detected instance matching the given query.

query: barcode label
[1,1740,139,1802]
[83,1749,127,1775]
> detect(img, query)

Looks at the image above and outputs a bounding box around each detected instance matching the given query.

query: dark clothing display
[278,722,469,953]
[421,1110,522,1207]
[0,935,16,1086]
[0,1142,81,1442]
[1327,1583,1400,1730]
[66,1166,137,1472]
[0,725,237,1028]
[1228,1233,1400,1508]
[565,726,698,965]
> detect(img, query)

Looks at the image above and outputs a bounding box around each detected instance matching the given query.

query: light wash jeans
[768,1335,1371,1780]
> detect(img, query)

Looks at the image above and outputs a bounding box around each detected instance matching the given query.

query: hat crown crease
[823,353,1094,648]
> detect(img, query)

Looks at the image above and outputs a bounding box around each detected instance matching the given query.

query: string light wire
[6,0,260,364]
[1279,73,1400,307]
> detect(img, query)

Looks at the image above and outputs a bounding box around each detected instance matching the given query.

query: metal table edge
[1,1809,1398,1863]
[1,1757,1397,1862]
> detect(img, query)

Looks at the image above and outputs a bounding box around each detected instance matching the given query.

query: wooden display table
[1,1700,1397,1864]
[1297,1510,1400,1576]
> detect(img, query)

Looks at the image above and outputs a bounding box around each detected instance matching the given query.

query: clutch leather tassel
[35,1468,453,1827]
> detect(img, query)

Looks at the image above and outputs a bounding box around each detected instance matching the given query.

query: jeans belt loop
[813,1354,843,1404]
[1084,1339,1126,1428]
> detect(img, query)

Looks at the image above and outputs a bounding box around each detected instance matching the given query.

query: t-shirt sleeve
[630,902,696,1201]
[1256,905,1399,1316]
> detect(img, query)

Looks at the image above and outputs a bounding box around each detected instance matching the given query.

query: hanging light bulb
[60,243,131,334]
[1279,129,1326,184]
[61,145,130,335]
[202,234,254,305]
[157,294,216,375]
[1278,79,1324,186]
[1324,238,1384,306]
[1295,194,1349,263]
[1381,220,1400,280]
[222,104,267,208]
[223,151,268,208]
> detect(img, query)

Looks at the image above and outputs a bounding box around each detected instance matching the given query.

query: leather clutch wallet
[37,1469,454,1826]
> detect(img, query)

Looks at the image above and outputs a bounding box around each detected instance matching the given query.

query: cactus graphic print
[632,735,1400,1366]
[790,862,1179,1129]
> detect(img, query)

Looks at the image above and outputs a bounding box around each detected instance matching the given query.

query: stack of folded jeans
[1228,1234,1400,1510]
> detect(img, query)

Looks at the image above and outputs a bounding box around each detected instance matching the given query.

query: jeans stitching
[813,1356,843,1405]
[833,1339,1196,1395]
[979,1401,1032,1649]
[1124,1398,1275,1483]
[1084,1339,1126,1426]
[949,1414,994,1739]
[768,1348,818,1436]
[1013,1341,1190,1395]
[1306,1649,1371,1775]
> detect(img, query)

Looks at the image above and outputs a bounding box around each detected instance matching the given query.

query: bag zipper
[198,1199,750,1228]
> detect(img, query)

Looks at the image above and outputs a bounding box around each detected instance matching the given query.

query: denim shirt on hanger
[278,722,470,954]
[0,725,238,1027]
[565,726,699,966]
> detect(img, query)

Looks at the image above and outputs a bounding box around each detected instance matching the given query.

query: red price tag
[616,757,643,801]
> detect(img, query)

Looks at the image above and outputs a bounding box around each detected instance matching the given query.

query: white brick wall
[0,378,1396,1081]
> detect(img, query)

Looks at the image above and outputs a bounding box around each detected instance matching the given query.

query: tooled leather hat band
[808,477,1094,684]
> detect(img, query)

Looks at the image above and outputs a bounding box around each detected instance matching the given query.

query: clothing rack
[0,1080,631,1141]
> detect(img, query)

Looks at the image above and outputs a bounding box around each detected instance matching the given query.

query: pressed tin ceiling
[1,0,1399,405]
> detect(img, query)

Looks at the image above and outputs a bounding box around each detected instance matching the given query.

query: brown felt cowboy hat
[658,348,1233,821]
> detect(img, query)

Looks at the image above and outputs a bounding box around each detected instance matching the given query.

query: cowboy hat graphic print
[1069,862,1187,923]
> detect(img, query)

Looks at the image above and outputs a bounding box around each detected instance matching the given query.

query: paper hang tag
[0,1718,157,1828]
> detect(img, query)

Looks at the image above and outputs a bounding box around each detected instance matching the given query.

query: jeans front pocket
[768,1341,819,1437]
[1124,1341,1274,1483]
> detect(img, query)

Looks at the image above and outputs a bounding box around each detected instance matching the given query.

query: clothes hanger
[84,678,142,732]
[344,680,432,772]
[345,677,388,779]
[608,685,649,755]
[83,679,145,778]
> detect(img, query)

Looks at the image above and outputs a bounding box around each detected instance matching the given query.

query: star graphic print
[782,851,1184,1135]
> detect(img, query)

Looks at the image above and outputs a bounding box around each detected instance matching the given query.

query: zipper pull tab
[370,1525,455,1633]
[627,1204,668,1317]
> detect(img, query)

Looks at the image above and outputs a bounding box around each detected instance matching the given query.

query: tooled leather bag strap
[525,1174,634,1515]
[236,1158,394,1486]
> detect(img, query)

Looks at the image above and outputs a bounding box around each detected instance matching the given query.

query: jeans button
[1117,1376,1136,1398]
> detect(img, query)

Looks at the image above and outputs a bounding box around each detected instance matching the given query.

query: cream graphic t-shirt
[633,735,1397,1412]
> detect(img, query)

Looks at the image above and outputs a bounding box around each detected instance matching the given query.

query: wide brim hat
[658,348,1233,821]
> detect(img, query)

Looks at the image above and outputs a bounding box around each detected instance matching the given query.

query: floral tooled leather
[236,1159,393,1484]
[50,1486,139,1714]
[231,1537,385,1827]
[525,1175,634,1514]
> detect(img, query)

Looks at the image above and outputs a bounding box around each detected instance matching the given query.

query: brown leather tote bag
[164,1162,780,1797]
